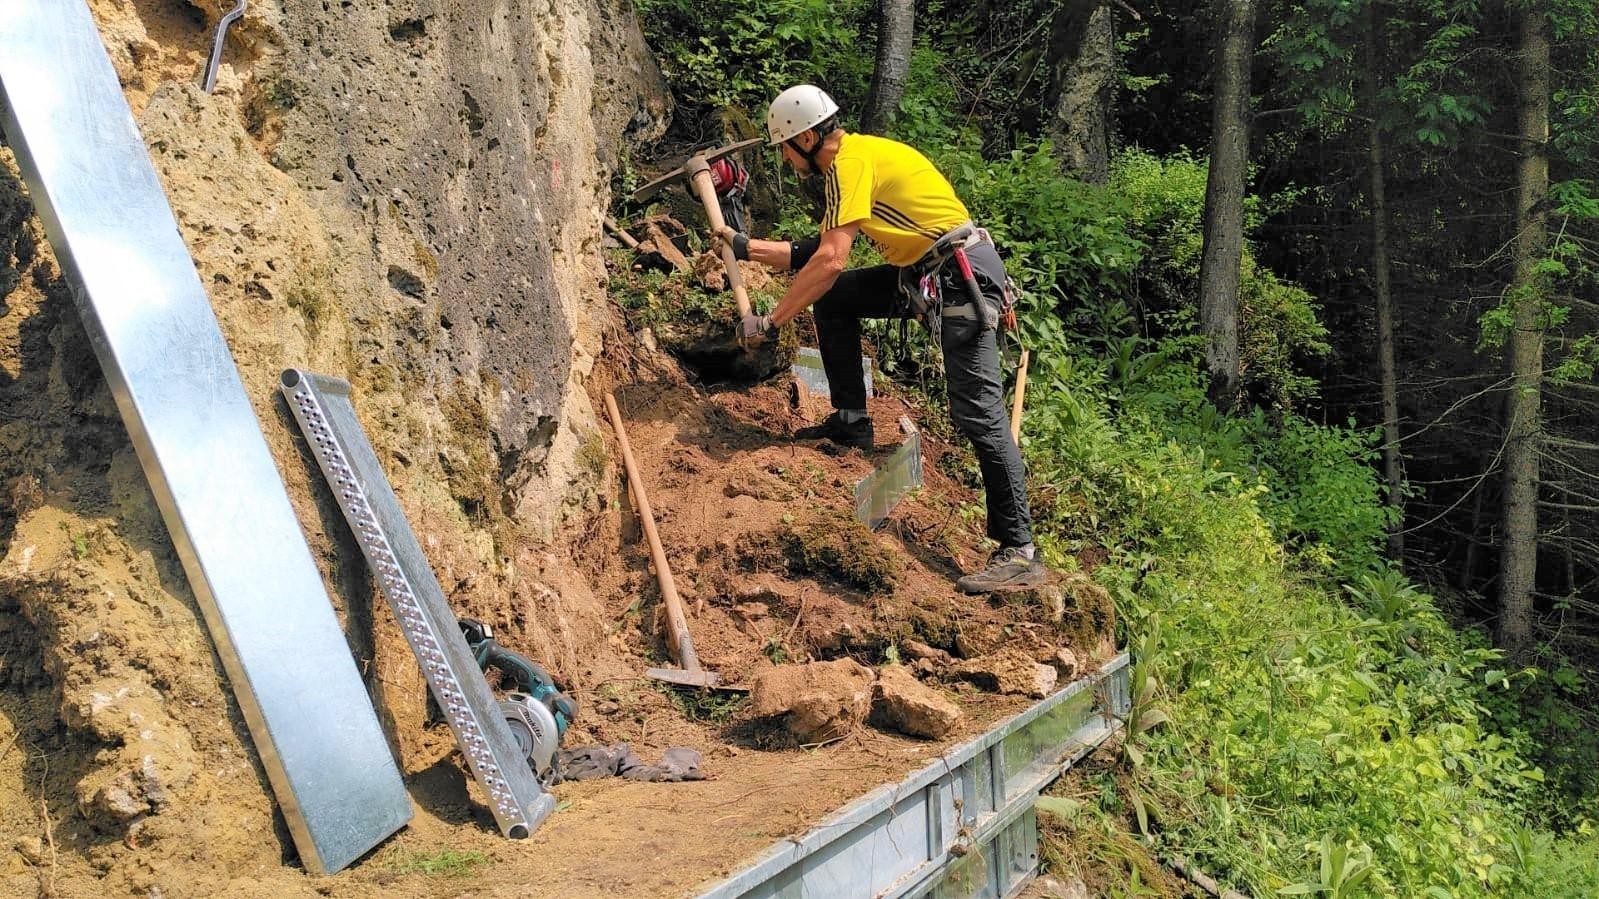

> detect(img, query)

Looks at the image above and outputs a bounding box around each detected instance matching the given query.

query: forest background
[624,0,1599,894]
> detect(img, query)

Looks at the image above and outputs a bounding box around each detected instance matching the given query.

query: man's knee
[950,403,1006,445]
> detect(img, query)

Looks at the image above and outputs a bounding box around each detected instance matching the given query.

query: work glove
[740,313,777,343]
[714,225,750,261]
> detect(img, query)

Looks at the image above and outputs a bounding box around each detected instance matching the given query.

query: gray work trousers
[811,240,1033,548]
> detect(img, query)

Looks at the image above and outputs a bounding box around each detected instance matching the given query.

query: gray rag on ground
[554,743,704,783]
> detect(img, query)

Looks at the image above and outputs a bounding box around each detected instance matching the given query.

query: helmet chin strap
[789,128,829,176]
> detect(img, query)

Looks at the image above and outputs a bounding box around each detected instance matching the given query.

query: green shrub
[1244,413,1395,575]
[1110,152,1330,411]
[1022,351,1562,895]
[634,0,871,115]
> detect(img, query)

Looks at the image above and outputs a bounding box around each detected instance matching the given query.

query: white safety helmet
[766,85,840,146]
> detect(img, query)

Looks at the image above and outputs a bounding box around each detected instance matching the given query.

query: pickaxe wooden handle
[604,392,703,675]
[631,138,763,320]
[686,157,752,319]
[1009,348,1030,444]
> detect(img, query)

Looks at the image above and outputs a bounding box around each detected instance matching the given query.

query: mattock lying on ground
[631,137,763,321]
[604,392,740,691]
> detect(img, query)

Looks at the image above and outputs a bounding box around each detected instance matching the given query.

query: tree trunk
[1198,0,1255,412]
[1461,485,1486,591]
[1363,4,1404,559]
[1497,5,1550,655]
[861,0,915,135]
[1047,1,1115,183]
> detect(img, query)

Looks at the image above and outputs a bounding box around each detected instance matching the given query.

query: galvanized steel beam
[793,347,874,400]
[0,0,411,875]
[280,370,557,839]
[856,417,924,529]
[697,653,1131,899]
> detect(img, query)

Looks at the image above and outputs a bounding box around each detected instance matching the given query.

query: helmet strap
[791,120,838,175]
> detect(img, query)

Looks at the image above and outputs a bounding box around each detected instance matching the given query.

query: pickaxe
[631,137,763,320]
[604,393,733,691]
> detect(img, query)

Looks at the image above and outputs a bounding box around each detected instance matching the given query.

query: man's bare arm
[741,237,792,270]
[769,225,858,326]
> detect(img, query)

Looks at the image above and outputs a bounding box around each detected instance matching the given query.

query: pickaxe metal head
[631,137,764,203]
[646,666,746,691]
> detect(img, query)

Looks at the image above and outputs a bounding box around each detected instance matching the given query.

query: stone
[871,665,963,739]
[1019,875,1089,899]
[637,220,690,272]
[900,639,953,665]
[1001,582,1068,621]
[15,836,43,866]
[1051,648,1080,680]
[750,658,876,743]
[953,648,1059,698]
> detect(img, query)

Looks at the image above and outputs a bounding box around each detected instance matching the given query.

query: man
[722,84,1045,594]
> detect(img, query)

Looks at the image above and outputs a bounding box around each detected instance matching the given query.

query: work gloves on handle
[740,313,777,343]
[713,224,750,261]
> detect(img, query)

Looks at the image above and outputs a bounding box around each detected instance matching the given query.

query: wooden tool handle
[1009,348,1030,444]
[689,164,753,319]
[604,393,701,672]
[603,215,640,250]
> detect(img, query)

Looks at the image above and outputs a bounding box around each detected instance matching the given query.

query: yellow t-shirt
[819,133,971,266]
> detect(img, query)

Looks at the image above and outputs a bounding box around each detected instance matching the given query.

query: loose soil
[0,4,1116,897]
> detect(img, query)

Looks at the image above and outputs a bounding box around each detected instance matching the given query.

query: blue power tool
[458,618,577,782]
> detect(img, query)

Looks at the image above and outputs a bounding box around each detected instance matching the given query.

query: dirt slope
[0,3,1114,898]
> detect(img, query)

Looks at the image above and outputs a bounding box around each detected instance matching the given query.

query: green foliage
[633,0,871,114]
[1123,615,1172,770]
[888,46,960,148]
[939,139,1141,338]
[1278,834,1375,897]
[1245,414,1395,575]
[1520,830,1599,897]
[1020,343,1574,893]
[1107,152,1330,411]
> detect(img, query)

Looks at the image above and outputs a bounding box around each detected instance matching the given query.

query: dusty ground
[0,3,1116,898]
[0,289,1115,899]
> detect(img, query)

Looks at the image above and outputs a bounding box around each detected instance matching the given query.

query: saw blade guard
[500,693,561,781]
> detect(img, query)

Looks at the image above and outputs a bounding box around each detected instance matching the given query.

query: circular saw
[457,619,577,783]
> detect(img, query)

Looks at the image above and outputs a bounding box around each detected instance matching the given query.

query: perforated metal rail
[280,369,555,839]
[697,653,1131,899]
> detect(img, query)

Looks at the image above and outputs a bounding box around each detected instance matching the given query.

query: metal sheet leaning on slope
[0,0,410,874]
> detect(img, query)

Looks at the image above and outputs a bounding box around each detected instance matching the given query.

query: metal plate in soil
[697,653,1131,899]
[855,417,923,529]
[793,347,874,399]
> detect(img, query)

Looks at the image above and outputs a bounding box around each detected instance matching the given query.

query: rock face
[872,665,962,739]
[244,0,672,537]
[750,659,876,743]
[0,1,670,894]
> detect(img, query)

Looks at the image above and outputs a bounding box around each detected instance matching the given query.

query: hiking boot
[956,546,1047,594]
[794,412,874,449]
